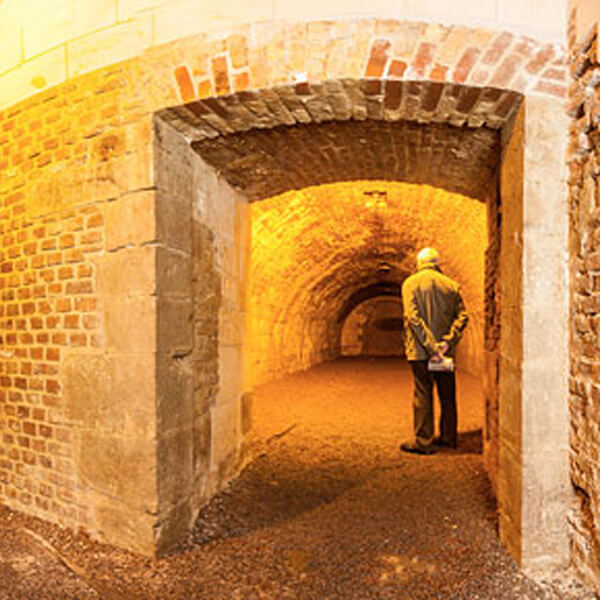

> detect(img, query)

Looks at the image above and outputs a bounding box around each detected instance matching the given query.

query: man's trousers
[409,360,457,449]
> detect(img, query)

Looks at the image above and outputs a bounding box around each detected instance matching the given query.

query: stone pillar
[152,115,251,554]
[498,98,571,575]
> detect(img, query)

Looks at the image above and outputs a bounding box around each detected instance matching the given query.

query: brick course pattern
[0,18,569,551]
[568,24,600,592]
[191,116,501,202]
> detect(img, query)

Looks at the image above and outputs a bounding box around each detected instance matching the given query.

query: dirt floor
[0,358,596,600]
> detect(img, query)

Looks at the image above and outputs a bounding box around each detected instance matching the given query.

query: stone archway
[153,70,569,575]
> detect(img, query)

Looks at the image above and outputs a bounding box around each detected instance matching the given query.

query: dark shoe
[434,436,457,449]
[400,441,437,455]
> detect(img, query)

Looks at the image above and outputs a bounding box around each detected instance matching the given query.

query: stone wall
[483,177,502,491]
[567,18,600,591]
[0,0,568,112]
[154,117,250,550]
[497,95,570,575]
[0,11,571,560]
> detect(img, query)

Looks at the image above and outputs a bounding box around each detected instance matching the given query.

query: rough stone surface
[0,14,573,562]
[568,21,600,593]
[153,117,251,554]
[192,118,502,201]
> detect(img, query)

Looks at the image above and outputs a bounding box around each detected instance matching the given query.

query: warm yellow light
[249,181,486,387]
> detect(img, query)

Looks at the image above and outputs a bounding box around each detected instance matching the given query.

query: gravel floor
[0,358,596,600]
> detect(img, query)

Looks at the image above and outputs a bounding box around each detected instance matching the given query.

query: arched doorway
[153,71,569,576]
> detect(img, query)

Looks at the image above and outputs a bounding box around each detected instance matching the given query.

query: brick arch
[337,282,403,324]
[247,182,487,386]
[158,79,514,201]
[165,22,566,107]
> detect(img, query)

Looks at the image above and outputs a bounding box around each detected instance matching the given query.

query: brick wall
[568,21,600,591]
[0,202,103,526]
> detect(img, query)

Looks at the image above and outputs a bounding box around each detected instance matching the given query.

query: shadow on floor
[186,449,372,549]
[440,429,483,455]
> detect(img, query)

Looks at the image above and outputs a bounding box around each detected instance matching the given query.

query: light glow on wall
[249,180,486,387]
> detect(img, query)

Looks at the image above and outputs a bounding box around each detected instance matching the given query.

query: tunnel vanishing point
[0,0,600,592]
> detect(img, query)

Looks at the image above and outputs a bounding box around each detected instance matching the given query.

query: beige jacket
[401,265,468,361]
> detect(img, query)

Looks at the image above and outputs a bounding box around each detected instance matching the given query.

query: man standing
[400,248,468,455]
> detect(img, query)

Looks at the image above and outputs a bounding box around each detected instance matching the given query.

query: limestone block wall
[568,7,600,590]
[497,94,570,575]
[0,2,568,113]
[248,182,486,387]
[154,117,250,550]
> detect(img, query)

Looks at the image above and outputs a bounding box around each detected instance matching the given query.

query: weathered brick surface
[191,118,501,202]
[568,23,600,593]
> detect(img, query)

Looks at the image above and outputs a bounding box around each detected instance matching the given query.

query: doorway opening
[153,79,570,574]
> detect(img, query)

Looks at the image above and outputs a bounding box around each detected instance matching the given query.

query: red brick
[86,214,103,228]
[69,333,87,347]
[422,82,444,112]
[387,60,407,79]
[429,63,448,82]
[59,234,75,249]
[56,298,71,312]
[211,55,231,96]
[453,47,481,84]
[197,79,212,98]
[525,45,555,75]
[541,67,566,81]
[45,380,60,395]
[482,32,514,65]
[384,81,403,110]
[490,53,523,88]
[535,81,566,98]
[63,314,79,329]
[46,348,60,362]
[412,42,436,77]
[65,281,93,295]
[365,39,391,78]
[58,266,73,280]
[361,79,382,96]
[233,70,250,91]
[174,65,196,102]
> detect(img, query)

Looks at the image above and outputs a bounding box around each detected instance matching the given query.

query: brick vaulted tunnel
[248,182,487,387]
[151,77,518,555]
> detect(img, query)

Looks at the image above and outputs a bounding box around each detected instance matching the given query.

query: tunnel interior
[153,82,516,552]
[247,180,489,387]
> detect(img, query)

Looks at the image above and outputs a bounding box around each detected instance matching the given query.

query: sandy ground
[0,358,595,600]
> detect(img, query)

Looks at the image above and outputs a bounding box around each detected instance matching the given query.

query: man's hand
[436,341,449,355]
[430,352,444,363]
